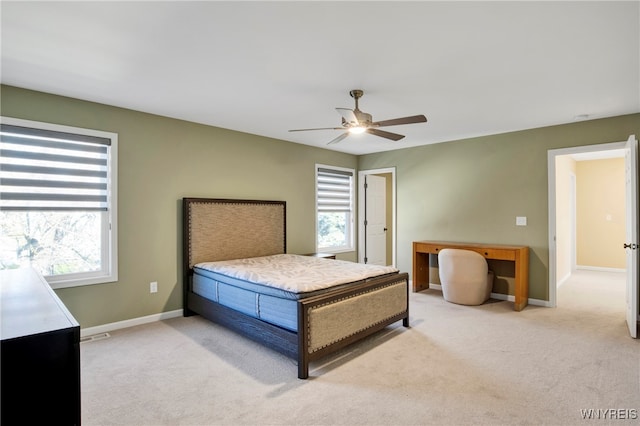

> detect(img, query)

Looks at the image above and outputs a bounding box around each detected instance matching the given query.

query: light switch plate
[516,216,527,226]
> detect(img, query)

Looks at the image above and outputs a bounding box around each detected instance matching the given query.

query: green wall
[2,84,638,326]
[1,85,357,328]
[359,113,640,301]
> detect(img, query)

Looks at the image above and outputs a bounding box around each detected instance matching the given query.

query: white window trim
[1,116,118,288]
[315,164,355,253]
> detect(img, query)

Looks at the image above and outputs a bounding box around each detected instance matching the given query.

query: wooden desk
[413,240,530,311]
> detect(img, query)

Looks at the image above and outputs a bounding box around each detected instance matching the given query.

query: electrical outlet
[150,281,158,293]
[516,216,527,226]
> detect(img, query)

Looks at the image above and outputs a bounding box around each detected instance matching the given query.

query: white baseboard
[409,280,550,307]
[83,275,561,338]
[556,272,571,287]
[576,265,626,273]
[488,291,550,307]
[80,309,183,338]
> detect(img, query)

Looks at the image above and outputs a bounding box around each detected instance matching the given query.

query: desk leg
[412,251,430,292]
[514,290,527,311]
[513,249,529,311]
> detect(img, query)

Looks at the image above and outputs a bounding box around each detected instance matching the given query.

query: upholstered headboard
[183,198,286,270]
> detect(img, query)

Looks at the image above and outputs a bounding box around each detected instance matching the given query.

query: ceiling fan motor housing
[353,111,372,127]
[347,90,372,126]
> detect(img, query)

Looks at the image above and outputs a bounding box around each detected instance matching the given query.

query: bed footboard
[297,272,409,379]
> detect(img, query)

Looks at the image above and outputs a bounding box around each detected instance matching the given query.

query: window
[316,165,355,253]
[0,117,117,288]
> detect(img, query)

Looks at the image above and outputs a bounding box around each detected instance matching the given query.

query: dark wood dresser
[1,267,81,425]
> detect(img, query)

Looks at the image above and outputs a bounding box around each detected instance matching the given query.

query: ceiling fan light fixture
[348,126,366,134]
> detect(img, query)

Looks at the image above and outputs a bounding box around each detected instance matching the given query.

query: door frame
[547,141,627,308]
[358,167,396,267]
[624,134,638,337]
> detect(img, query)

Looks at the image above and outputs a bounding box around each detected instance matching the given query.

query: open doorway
[548,142,626,310]
[358,168,396,267]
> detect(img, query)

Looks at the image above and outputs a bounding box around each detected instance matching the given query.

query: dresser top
[1,268,79,340]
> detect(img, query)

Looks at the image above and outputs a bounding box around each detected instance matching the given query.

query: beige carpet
[81,271,639,425]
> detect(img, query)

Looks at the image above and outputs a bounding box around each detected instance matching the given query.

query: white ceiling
[2,1,639,155]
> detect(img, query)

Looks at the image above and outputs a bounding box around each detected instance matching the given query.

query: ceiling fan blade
[366,128,405,141]
[327,132,349,145]
[336,108,359,125]
[372,115,427,127]
[289,127,344,132]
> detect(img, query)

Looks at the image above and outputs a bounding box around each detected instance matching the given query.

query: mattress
[192,254,399,331]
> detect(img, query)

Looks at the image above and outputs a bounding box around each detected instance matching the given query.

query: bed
[182,197,409,379]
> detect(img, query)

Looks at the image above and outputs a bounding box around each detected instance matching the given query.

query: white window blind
[317,167,353,213]
[0,124,111,211]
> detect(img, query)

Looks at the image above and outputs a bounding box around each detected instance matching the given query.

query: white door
[625,134,638,338]
[364,175,387,265]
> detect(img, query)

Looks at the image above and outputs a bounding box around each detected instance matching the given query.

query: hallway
[558,269,626,323]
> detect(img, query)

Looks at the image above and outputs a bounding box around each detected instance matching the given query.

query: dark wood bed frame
[183,197,409,379]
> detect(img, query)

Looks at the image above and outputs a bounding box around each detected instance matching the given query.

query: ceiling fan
[289,89,427,145]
